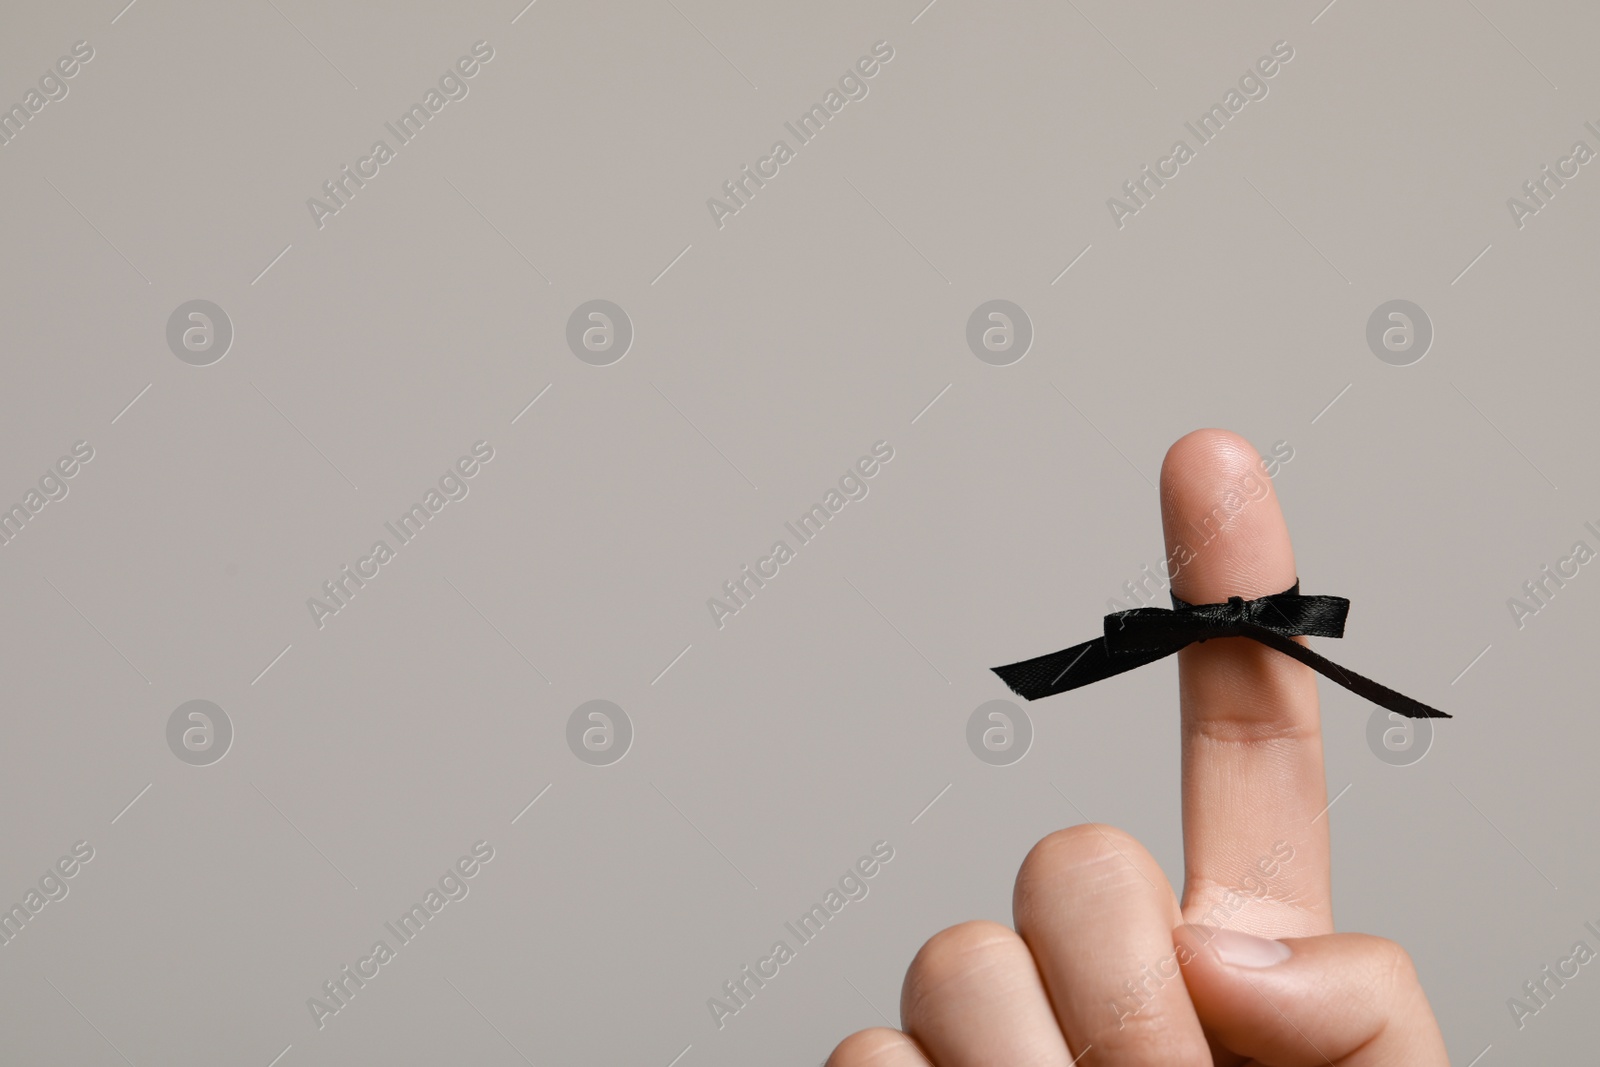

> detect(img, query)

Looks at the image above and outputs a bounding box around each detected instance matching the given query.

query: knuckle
[1364,934,1420,996]
[826,1027,916,1067]
[901,920,1025,1019]
[1024,823,1139,873]
[1188,706,1323,747]
[1015,824,1157,913]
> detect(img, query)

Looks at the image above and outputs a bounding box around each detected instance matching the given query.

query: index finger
[1159,429,1333,938]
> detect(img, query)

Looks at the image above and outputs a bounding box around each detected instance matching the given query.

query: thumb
[1174,924,1447,1065]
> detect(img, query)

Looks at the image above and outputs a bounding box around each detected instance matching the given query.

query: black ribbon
[991,582,1448,719]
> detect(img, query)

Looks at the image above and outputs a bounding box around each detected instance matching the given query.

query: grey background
[1,0,1595,1062]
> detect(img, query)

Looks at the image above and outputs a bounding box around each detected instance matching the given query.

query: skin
[826,429,1448,1067]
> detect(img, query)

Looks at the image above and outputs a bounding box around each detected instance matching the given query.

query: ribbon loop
[993,582,1447,720]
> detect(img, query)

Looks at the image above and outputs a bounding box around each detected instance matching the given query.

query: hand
[827,429,1448,1066]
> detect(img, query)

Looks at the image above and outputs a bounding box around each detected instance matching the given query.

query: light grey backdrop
[1,0,1596,1062]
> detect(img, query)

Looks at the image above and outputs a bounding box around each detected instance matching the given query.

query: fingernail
[1196,926,1292,968]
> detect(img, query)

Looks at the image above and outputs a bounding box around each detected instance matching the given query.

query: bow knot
[993,582,1447,719]
[1099,584,1349,651]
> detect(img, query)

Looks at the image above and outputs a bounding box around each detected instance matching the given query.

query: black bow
[991,583,1448,719]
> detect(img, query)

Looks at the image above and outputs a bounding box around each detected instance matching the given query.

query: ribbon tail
[992,637,1182,701]
[1245,627,1451,719]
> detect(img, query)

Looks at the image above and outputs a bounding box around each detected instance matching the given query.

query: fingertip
[1158,429,1296,604]
[1160,429,1261,489]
